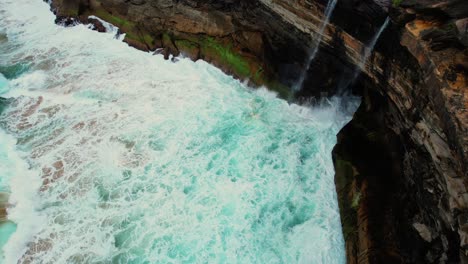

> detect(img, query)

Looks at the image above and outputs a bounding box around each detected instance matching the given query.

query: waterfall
[338,16,390,93]
[356,17,390,74]
[293,0,338,93]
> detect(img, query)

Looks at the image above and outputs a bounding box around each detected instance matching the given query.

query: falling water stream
[339,17,391,92]
[355,17,391,75]
[0,0,360,263]
[293,0,338,93]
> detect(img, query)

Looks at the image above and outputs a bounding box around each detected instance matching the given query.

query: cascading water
[355,17,390,75]
[338,17,390,92]
[0,0,359,263]
[293,0,338,93]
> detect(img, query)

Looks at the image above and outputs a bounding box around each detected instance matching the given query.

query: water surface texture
[0,0,359,263]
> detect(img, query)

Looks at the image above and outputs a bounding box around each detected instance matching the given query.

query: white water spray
[0,0,359,263]
[88,15,125,41]
[293,0,338,93]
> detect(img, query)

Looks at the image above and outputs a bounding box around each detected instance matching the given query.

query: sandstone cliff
[49,0,468,263]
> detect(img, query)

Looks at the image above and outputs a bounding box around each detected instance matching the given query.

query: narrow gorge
[0,0,467,263]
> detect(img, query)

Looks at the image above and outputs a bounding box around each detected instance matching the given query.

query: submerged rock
[87,17,106,32]
[0,97,10,115]
[0,64,29,80]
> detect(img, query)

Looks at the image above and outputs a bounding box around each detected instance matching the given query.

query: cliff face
[50,0,379,98]
[333,1,468,262]
[51,0,317,97]
[49,0,468,263]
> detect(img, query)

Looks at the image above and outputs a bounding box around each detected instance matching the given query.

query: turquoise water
[0,0,359,263]
[0,64,29,81]
[0,73,8,94]
[0,131,17,261]
[0,131,23,261]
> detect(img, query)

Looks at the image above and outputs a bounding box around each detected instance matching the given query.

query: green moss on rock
[61,8,79,17]
[91,9,156,49]
[201,37,251,78]
[174,39,200,60]
[334,158,359,241]
[126,31,154,48]
[392,0,403,7]
[94,9,134,29]
[68,4,292,98]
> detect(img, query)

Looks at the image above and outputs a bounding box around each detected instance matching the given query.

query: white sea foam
[88,15,125,41]
[0,130,45,263]
[0,0,359,263]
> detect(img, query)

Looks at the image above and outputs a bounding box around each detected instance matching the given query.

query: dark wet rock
[0,64,29,80]
[420,24,465,51]
[400,0,468,19]
[129,0,146,5]
[0,192,8,223]
[0,97,11,115]
[87,17,106,32]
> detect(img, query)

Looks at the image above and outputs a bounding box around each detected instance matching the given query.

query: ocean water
[0,74,8,94]
[0,0,359,263]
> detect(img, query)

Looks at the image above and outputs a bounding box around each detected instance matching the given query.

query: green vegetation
[442,22,457,33]
[174,39,199,58]
[93,9,155,47]
[126,31,154,46]
[201,37,251,78]
[174,39,197,50]
[80,6,292,98]
[351,191,361,209]
[392,0,403,7]
[334,158,359,241]
[162,33,172,45]
[94,9,134,29]
[61,8,79,17]
[197,37,290,98]
[84,9,291,99]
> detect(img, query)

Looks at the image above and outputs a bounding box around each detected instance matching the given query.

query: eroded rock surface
[334,1,468,262]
